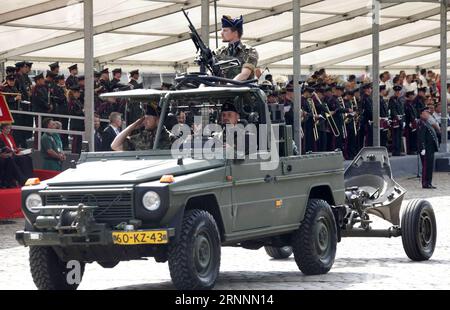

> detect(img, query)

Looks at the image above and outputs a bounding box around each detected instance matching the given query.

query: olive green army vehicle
[16,77,437,290]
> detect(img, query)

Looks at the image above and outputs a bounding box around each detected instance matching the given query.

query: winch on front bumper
[16,203,175,247]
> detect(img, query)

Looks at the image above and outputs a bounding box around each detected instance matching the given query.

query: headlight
[142,191,161,211]
[25,193,42,214]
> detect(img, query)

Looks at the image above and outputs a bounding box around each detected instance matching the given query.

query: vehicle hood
[45,157,225,186]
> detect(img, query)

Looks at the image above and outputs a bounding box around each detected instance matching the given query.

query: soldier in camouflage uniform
[111,102,172,151]
[215,15,259,81]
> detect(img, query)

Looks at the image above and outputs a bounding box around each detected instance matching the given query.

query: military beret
[393,85,402,92]
[112,68,122,74]
[146,102,161,117]
[222,15,244,30]
[130,69,139,76]
[68,64,78,71]
[418,87,427,93]
[380,85,386,91]
[101,68,110,74]
[33,73,44,81]
[5,74,15,81]
[70,85,81,91]
[221,102,238,113]
[15,61,25,68]
[405,91,415,97]
[49,62,59,70]
[46,70,57,78]
[6,66,16,73]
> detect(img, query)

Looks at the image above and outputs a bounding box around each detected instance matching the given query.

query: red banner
[0,95,14,124]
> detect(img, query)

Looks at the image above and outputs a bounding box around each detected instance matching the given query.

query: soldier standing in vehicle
[215,15,259,81]
[111,103,172,151]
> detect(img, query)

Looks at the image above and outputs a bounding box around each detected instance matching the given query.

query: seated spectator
[40,118,66,171]
[102,112,122,152]
[0,123,34,185]
[0,139,20,188]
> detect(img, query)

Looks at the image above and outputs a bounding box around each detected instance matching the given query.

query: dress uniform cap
[221,102,238,113]
[101,68,109,74]
[345,89,355,96]
[94,71,101,78]
[68,64,78,71]
[78,75,85,81]
[221,15,244,30]
[6,66,16,73]
[15,61,25,68]
[33,73,44,81]
[5,74,15,81]
[405,91,415,97]
[56,74,65,80]
[362,83,372,90]
[418,87,427,93]
[70,85,81,91]
[25,62,33,67]
[49,62,59,69]
[335,84,345,91]
[380,85,386,91]
[393,85,402,92]
[130,69,139,76]
[112,68,122,74]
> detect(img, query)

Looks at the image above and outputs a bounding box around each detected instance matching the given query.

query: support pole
[293,0,302,154]
[372,0,380,147]
[84,0,95,152]
[0,62,5,82]
[440,0,448,153]
[201,0,210,74]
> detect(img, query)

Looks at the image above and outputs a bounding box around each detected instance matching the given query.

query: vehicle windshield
[153,89,267,158]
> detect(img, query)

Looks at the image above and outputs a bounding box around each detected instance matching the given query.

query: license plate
[112,230,168,245]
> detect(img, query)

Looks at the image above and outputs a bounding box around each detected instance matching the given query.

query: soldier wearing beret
[112,102,172,151]
[418,106,439,189]
[66,64,79,89]
[215,15,259,81]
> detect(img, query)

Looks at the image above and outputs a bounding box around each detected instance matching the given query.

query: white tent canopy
[0,0,448,75]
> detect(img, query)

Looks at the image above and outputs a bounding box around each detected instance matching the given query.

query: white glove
[421,150,426,156]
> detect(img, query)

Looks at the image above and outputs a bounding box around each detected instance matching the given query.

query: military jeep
[16,79,437,290]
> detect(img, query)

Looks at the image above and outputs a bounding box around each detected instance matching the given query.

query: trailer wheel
[264,246,293,260]
[168,209,221,290]
[401,199,437,261]
[29,246,85,290]
[292,199,337,275]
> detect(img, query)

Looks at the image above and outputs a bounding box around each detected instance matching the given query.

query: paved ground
[1,173,449,290]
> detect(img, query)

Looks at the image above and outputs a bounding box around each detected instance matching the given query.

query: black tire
[29,246,85,290]
[292,199,337,275]
[401,199,437,261]
[168,210,221,290]
[264,246,293,260]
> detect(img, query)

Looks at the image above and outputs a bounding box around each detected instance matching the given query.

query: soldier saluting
[215,15,259,81]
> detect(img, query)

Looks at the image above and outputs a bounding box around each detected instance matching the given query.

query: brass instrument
[307,97,319,142]
[313,92,340,138]
[337,96,348,139]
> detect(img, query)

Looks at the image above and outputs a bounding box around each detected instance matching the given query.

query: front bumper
[16,228,176,247]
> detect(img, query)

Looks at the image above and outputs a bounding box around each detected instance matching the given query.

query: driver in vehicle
[111,103,173,151]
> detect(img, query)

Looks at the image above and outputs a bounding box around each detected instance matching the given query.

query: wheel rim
[418,210,433,251]
[315,216,331,261]
[194,230,213,277]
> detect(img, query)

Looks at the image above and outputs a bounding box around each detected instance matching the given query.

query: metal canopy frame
[0,0,449,152]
